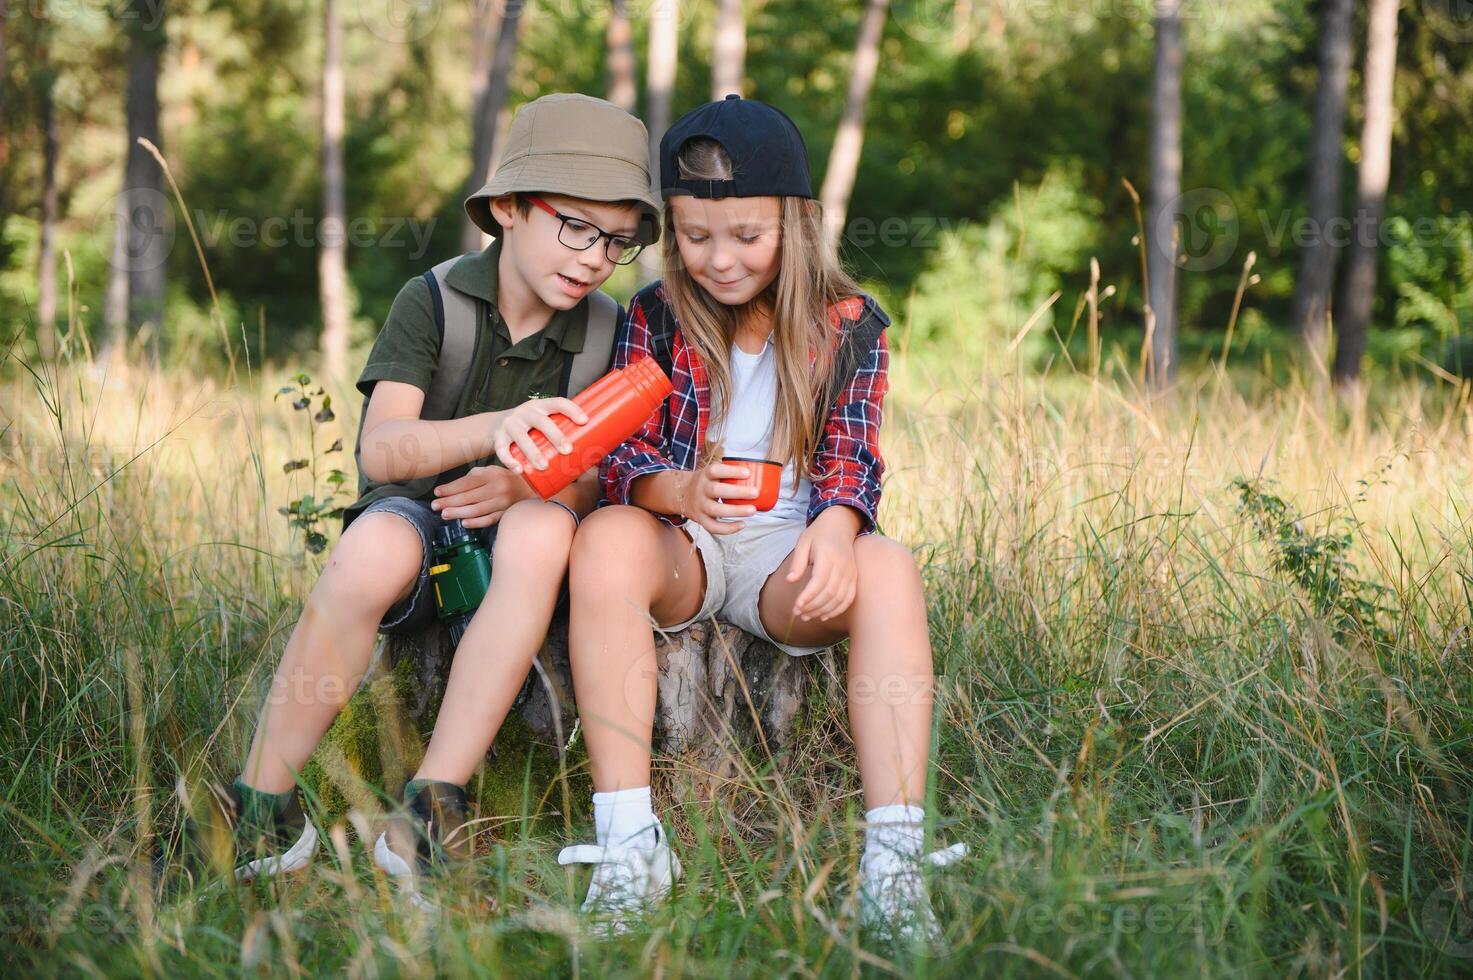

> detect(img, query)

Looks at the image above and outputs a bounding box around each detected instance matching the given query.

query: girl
[556,96,965,946]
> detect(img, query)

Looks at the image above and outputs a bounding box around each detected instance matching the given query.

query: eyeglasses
[525,195,645,266]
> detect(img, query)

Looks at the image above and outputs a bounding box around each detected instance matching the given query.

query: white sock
[592,786,657,849]
[863,803,925,860]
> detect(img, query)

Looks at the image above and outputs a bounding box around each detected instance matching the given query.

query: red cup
[718,456,782,512]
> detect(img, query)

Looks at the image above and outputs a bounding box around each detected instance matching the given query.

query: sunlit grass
[3,341,1472,976]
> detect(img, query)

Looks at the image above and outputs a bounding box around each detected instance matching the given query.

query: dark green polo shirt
[343,239,597,527]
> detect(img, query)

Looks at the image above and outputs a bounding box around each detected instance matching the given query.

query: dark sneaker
[177,779,319,882]
[372,781,472,911]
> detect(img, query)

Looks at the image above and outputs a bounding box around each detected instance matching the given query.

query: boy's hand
[784,516,860,623]
[494,397,589,474]
[432,465,531,528]
[679,461,760,537]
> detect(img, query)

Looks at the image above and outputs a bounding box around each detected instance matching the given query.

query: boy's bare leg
[414,499,578,785]
[566,505,707,793]
[757,534,934,809]
[240,512,423,793]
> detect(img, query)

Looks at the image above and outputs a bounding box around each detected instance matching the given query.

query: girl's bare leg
[757,534,935,809]
[566,505,707,792]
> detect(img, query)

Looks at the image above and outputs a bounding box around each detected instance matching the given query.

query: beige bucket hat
[464,93,662,245]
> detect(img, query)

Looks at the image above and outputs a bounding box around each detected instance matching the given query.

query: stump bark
[376,605,837,783]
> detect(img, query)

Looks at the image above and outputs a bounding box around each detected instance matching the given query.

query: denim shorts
[355,496,500,637]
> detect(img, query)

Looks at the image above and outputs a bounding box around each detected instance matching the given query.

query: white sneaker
[858,841,968,949]
[372,831,438,914]
[557,823,682,936]
[370,782,472,916]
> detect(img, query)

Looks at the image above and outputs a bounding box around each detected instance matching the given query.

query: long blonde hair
[661,138,863,485]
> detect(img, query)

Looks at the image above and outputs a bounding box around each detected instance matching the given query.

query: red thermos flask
[507,356,673,499]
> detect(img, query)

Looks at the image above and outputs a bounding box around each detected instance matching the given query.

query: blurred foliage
[905,164,1101,373]
[0,0,1470,378]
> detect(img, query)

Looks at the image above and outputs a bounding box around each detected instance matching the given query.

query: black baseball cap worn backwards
[660,94,814,201]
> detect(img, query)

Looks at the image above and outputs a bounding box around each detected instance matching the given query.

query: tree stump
[376,604,838,786]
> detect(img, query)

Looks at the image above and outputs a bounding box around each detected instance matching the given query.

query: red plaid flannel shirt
[599,282,891,533]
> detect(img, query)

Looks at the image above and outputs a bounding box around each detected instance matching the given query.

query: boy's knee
[493,499,578,573]
[500,498,577,541]
[315,513,422,613]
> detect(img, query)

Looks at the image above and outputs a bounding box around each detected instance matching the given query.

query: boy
[183,94,660,906]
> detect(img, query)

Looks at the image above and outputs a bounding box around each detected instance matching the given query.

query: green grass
[3,342,1473,977]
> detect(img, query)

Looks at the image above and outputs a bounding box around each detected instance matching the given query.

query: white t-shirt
[708,334,812,524]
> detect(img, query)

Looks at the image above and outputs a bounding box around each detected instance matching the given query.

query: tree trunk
[37,95,59,360]
[637,0,679,282]
[1291,0,1354,373]
[123,0,167,368]
[1144,0,1183,391]
[988,0,1006,38]
[0,0,10,173]
[36,3,59,360]
[470,0,500,86]
[818,0,889,259]
[379,612,833,793]
[316,0,350,383]
[102,195,130,362]
[712,0,746,100]
[461,0,528,254]
[1332,0,1401,389]
[952,0,973,52]
[318,0,352,384]
[606,0,637,112]
[99,3,132,363]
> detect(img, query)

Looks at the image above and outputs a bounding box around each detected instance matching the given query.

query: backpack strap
[636,286,677,380]
[822,299,890,410]
[351,254,480,507]
[812,298,890,445]
[420,254,482,421]
[560,290,620,397]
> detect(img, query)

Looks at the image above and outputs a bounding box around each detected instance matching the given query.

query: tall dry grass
[3,337,1472,975]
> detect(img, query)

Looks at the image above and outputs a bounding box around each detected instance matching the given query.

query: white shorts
[663,518,831,658]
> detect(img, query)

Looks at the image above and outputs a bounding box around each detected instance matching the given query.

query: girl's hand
[432,465,531,528]
[785,521,859,622]
[493,397,590,474]
[678,461,760,536]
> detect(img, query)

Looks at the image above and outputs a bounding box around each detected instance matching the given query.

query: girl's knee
[570,505,660,567]
[854,534,921,589]
[569,506,675,608]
